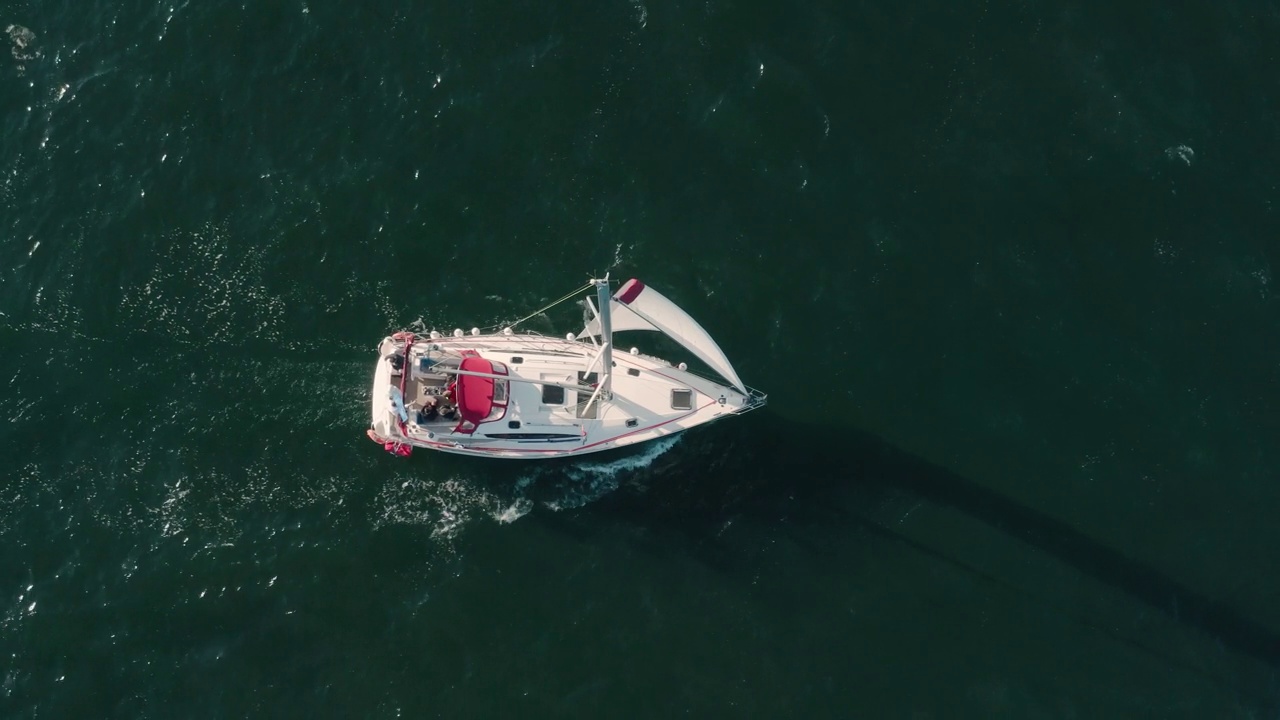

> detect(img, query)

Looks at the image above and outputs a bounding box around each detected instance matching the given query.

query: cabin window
[625,418,638,428]
[541,385,565,405]
[578,371,599,385]
[508,420,521,429]
[510,356,524,364]
[626,368,640,377]
[671,389,693,410]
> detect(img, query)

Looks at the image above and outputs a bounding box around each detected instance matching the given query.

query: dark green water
[3,1,1279,716]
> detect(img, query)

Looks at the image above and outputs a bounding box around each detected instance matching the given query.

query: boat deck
[372,333,762,458]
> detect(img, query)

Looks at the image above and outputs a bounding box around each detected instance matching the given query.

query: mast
[594,276,613,398]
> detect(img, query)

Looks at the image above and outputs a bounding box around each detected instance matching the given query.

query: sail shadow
[619,410,1280,671]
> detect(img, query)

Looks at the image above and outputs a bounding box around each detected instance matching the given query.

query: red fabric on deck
[457,356,496,425]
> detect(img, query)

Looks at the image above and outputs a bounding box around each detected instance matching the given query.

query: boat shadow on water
[552,409,1280,700]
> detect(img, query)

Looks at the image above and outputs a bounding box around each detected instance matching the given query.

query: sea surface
[3,1,1279,717]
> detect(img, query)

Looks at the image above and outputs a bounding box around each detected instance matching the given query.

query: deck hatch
[541,385,565,405]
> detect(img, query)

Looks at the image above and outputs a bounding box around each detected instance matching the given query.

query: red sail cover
[456,356,496,425]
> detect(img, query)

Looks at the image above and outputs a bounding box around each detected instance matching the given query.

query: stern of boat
[369,336,399,443]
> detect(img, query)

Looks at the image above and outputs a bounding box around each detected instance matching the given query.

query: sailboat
[367,277,766,459]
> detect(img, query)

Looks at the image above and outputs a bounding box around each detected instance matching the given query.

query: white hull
[369,333,763,459]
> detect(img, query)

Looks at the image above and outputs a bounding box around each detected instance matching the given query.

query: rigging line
[507,282,594,330]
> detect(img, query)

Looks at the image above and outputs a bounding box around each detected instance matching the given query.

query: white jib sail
[611,278,747,393]
[582,300,660,336]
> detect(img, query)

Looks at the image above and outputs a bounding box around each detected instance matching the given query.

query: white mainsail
[605,279,747,393]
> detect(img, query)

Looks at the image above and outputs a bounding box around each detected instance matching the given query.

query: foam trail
[545,434,683,511]
[374,475,494,542]
[377,435,684,532]
[492,434,685,519]
[564,434,682,479]
[493,498,534,524]
[492,475,536,524]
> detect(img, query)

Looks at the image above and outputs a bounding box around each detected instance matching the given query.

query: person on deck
[418,397,440,423]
